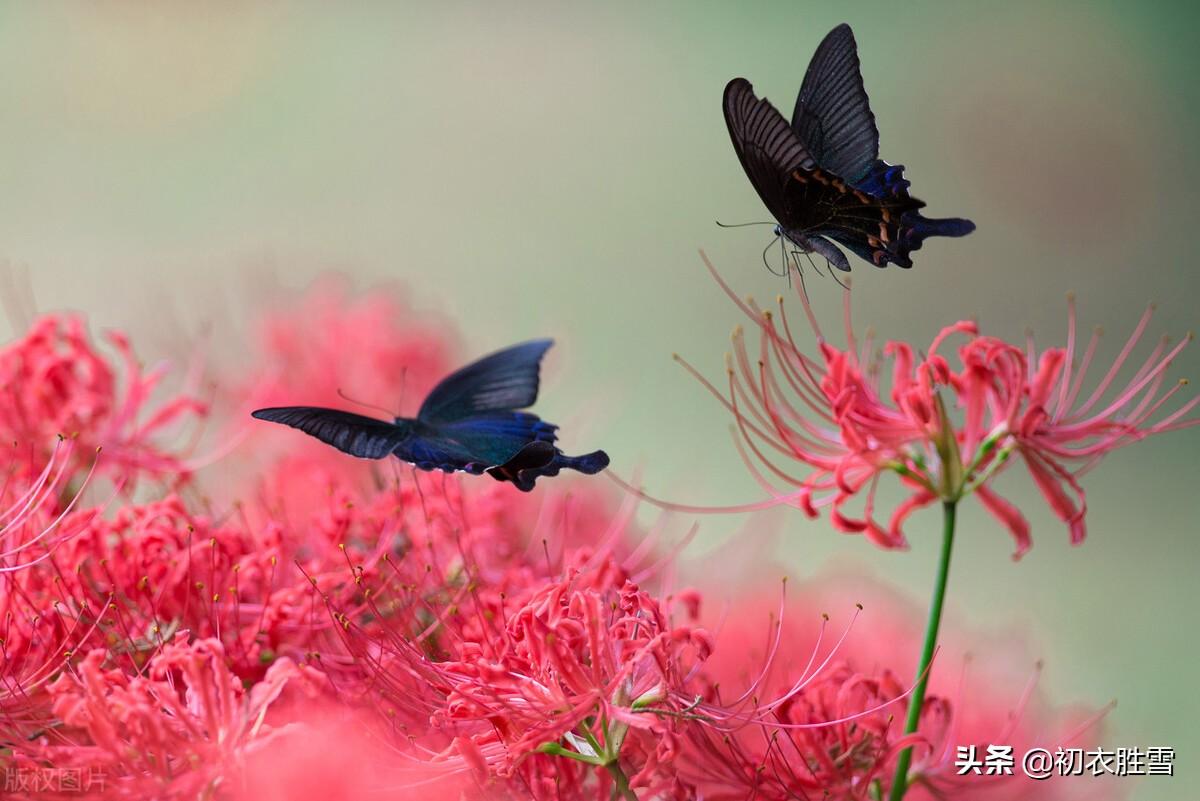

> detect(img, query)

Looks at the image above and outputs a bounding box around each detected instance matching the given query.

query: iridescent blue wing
[251,407,409,459]
[790,24,879,185]
[723,77,817,225]
[395,412,558,473]
[417,339,553,424]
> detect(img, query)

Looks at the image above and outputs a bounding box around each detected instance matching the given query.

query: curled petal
[975,485,1032,560]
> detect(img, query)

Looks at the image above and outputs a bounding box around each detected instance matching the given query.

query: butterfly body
[724,24,974,271]
[252,339,608,492]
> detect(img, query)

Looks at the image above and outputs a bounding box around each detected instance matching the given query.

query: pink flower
[683,254,1197,557]
[7,637,325,800]
[434,564,709,796]
[232,708,470,801]
[679,573,1115,801]
[0,314,207,489]
[237,276,457,491]
[321,491,701,799]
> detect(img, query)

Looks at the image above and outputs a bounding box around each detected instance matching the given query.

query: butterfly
[251,339,609,492]
[723,23,975,272]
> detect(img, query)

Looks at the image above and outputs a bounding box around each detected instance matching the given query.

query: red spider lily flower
[681,576,1115,801]
[681,254,1198,557]
[0,315,207,489]
[249,275,457,419]
[4,637,325,800]
[1,438,99,575]
[237,276,458,490]
[232,707,471,801]
[1,441,105,737]
[321,505,702,801]
[434,565,711,797]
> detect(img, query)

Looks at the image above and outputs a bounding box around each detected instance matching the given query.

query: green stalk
[887,500,958,801]
[606,761,639,801]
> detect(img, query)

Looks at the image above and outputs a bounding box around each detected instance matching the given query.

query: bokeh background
[1,3,1196,797]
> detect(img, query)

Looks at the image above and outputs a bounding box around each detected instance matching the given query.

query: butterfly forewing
[417,339,552,423]
[250,407,408,459]
[791,23,879,184]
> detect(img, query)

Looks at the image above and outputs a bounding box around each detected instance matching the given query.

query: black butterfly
[723,23,974,272]
[251,339,609,492]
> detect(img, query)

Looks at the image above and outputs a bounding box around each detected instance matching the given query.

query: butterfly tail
[488,446,610,492]
[908,214,976,239]
[895,212,976,263]
[552,449,610,475]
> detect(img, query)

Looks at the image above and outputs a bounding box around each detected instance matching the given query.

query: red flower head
[435,562,711,798]
[0,314,206,490]
[6,636,326,800]
[679,575,1114,801]
[683,254,1197,557]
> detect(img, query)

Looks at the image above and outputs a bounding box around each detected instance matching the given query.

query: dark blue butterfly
[251,339,609,492]
[724,23,975,271]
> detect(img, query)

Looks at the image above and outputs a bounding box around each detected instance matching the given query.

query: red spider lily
[0,441,105,736]
[0,314,207,489]
[4,637,325,800]
[681,576,1115,801]
[308,475,700,799]
[436,565,710,798]
[248,275,457,421]
[678,253,1197,557]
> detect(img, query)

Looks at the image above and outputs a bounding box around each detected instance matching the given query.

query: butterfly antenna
[335,388,399,418]
[715,219,776,228]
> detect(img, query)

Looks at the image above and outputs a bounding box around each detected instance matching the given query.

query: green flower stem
[606,761,639,801]
[888,500,958,801]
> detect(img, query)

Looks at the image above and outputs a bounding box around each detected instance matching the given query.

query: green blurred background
[1,3,1195,797]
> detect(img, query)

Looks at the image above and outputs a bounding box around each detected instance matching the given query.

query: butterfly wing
[251,407,409,459]
[790,23,879,185]
[417,339,553,424]
[394,412,558,473]
[723,77,817,225]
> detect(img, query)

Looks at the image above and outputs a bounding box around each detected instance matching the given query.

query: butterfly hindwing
[417,339,553,424]
[791,23,879,184]
[250,407,409,459]
[394,411,558,473]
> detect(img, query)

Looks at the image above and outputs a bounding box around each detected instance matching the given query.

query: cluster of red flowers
[0,279,1142,800]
